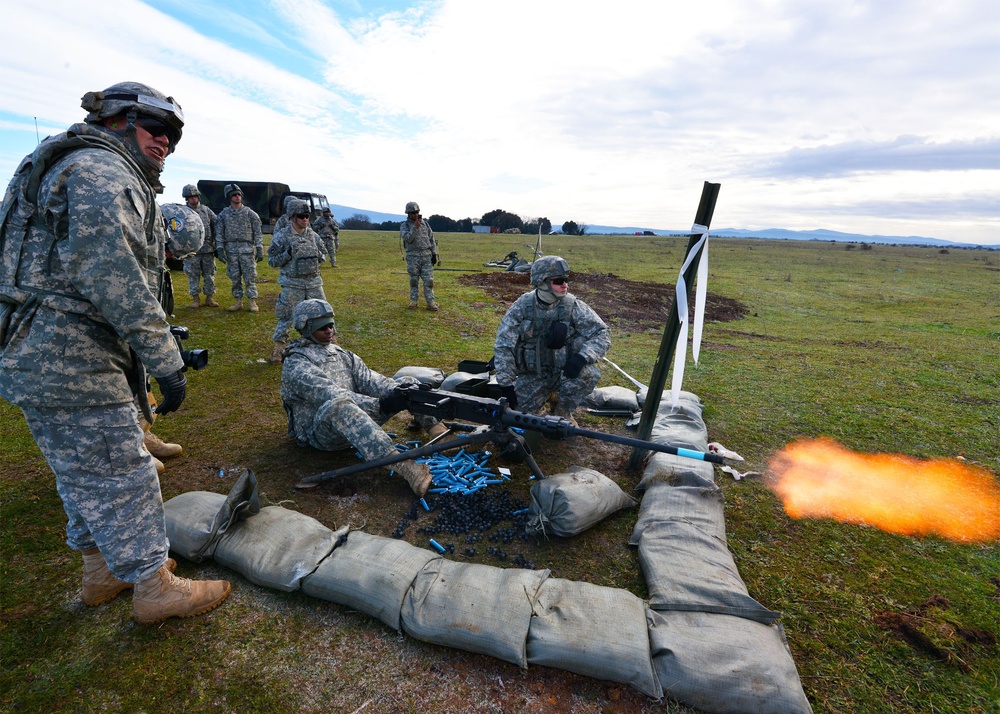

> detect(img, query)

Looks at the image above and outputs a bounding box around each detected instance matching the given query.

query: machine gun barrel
[401,385,726,465]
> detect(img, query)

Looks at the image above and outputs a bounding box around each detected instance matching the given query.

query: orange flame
[768,438,1000,542]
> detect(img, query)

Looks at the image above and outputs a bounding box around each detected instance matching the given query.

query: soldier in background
[280,299,447,496]
[267,198,327,363]
[400,201,439,310]
[181,184,219,308]
[493,256,611,426]
[0,81,230,623]
[312,207,340,268]
[215,183,263,312]
[272,194,297,236]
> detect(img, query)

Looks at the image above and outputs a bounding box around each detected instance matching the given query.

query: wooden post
[628,182,720,471]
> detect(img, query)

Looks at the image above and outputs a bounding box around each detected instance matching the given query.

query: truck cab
[283,192,331,223]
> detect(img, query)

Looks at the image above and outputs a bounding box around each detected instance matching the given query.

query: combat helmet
[405,201,420,214]
[530,255,570,287]
[294,299,336,335]
[287,198,310,216]
[224,183,243,200]
[181,184,200,198]
[81,81,184,151]
[160,203,205,259]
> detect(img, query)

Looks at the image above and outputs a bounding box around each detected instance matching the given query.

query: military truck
[196,180,331,234]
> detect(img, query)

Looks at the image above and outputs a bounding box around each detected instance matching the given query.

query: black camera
[169,325,209,371]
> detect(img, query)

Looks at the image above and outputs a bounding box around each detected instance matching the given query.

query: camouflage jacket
[311,215,339,239]
[267,225,326,286]
[400,218,436,254]
[215,205,262,254]
[280,337,398,444]
[0,122,183,407]
[493,290,610,384]
[191,202,217,254]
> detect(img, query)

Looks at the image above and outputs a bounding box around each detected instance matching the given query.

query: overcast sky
[1,0,997,243]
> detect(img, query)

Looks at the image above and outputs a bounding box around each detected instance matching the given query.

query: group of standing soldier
[0,79,611,629]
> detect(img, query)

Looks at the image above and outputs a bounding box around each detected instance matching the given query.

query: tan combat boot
[141,444,166,475]
[190,294,201,309]
[145,430,183,459]
[269,341,285,364]
[427,301,440,311]
[393,459,432,497]
[248,300,259,313]
[133,565,231,624]
[408,300,418,309]
[82,549,176,606]
[227,298,243,311]
[551,406,579,428]
[204,294,220,308]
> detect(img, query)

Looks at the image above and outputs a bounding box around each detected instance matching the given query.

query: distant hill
[325,204,995,249]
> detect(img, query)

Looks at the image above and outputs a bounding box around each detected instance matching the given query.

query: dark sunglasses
[294,213,310,219]
[318,323,335,331]
[135,116,180,145]
[549,277,568,285]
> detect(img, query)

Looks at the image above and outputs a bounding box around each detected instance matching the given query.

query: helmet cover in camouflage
[224,183,243,200]
[530,255,571,286]
[283,195,297,212]
[181,184,200,198]
[405,201,420,213]
[293,299,336,335]
[80,81,184,149]
[288,198,310,216]
[160,203,205,259]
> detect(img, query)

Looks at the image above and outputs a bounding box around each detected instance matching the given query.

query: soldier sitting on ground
[280,299,448,496]
[493,256,611,426]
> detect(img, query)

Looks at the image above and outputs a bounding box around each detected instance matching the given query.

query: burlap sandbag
[583,385,640,411]
[163,469,260,561]
[525,465,637,538]
[400,559,549,667]
[639,391,716,490]
[527,577,661,698]
[301,530,441,631]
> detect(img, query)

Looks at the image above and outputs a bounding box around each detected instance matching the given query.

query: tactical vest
[285,231,322,278]
[514,292,576,375]
[0,129,163,344]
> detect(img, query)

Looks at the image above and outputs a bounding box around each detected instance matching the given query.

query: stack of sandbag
[633,391,813,713]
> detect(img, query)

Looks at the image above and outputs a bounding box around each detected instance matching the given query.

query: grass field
[1,231,998,713]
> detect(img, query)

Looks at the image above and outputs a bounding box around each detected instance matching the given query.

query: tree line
[341,208,588,235]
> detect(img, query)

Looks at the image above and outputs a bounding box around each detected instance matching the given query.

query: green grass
[1,232,998,713]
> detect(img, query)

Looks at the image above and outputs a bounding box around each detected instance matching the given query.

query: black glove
[154,370,187,415]
[546,321,569,349]
[499,385,518,409]
[216,247,227,264]
[379,387,408,416]
[431,252,439,266]
[563,353,587,379]
[255,246,264,262]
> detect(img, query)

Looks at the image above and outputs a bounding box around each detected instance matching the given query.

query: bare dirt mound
[459,271,747,333]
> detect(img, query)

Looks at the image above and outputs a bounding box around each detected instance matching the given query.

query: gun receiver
[295,384,725,490]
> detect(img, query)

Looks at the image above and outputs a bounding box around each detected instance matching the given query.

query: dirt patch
[458,271,748,334]
[873,594,997,671]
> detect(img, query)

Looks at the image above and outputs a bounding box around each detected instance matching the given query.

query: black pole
[628,182,720,470]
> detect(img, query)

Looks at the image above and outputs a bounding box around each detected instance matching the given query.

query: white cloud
[0,0,996,243]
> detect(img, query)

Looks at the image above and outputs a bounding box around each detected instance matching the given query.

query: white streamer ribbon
[670,223,710,408]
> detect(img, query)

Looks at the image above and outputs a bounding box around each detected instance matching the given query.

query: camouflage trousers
[306,395,438,460]
[321,237,337,266]
[21,402,169,583]
[225,252,259,299]
[272,281,327,343]
[513,362,601,414]
[405,251,435,303]
[184,254,217,296]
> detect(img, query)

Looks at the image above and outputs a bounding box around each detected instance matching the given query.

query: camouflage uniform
[400,216,437,304]
[493,288,611,415]
[312,214,339,266]
[215,203,263,299]
[268,209,327,344]
[183,200,218,298]
[0,118,182,583]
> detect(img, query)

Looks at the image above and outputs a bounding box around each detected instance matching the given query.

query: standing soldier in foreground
[312,207,340,268]
[493,256,611,426]
[215,183,263,312]
[400,201,439,310]
[0,81,230,623]
[181,183,219,308]
[267,198,327,363]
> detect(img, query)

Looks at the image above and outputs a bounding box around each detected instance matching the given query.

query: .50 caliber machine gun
[295,384,726,489]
